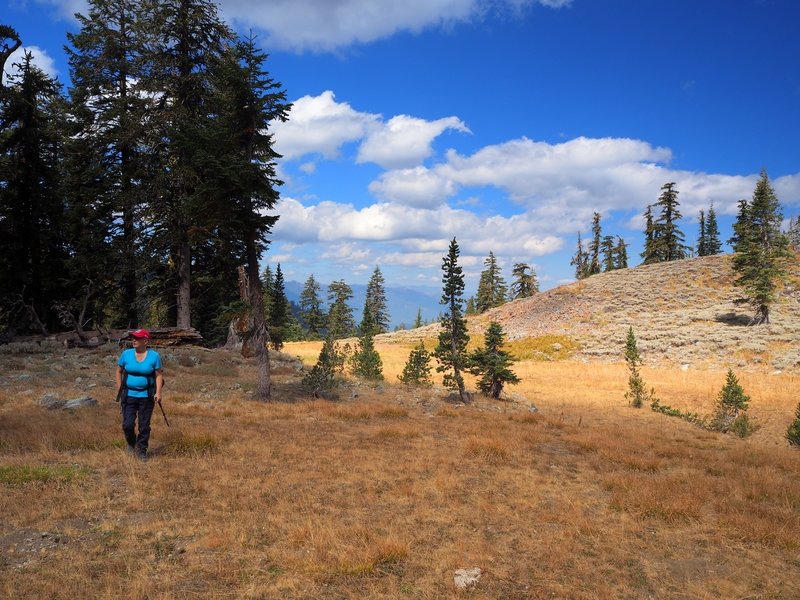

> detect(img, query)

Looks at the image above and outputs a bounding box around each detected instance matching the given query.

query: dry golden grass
[1,344,799,599]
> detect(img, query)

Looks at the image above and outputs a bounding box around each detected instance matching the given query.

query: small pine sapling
[711,369,753,436]
[624,327,653,408]
[786,402,800,447]
[302,336,339,397]
[398,341,433,386]
[349,329,384,381]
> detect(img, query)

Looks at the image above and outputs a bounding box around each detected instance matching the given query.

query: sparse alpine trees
[510,262,539,299]
[731,170,792,324]
[475,251,507,313]
[640,205,657,264]
[398,341,433,386]
[468,321,520,399]
[433,238,470,402]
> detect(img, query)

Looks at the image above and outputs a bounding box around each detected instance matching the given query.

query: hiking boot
[126,444,136,455]
[135,448,148,461]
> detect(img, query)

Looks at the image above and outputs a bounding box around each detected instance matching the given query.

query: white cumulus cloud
[5,46,59,80]
[357,114,470,169]
[272,91,379,160]
[218,0,570,53]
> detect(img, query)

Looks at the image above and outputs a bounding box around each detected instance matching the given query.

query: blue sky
[5,0,800,296]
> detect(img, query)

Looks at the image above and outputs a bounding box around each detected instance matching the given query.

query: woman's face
[132,337,148,349]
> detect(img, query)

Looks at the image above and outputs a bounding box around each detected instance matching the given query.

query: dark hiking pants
[122,395,155,453]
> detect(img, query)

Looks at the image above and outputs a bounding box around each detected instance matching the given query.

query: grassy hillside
[387,253,800,371]
[1,253,799,598]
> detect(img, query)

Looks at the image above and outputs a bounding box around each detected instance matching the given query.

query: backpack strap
[116,369,128,403]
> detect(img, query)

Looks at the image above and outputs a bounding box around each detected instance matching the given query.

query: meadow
[1,340,798,599]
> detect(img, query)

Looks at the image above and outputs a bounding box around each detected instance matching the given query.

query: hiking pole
[157,399,171,427]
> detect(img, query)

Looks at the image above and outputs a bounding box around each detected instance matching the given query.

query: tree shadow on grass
[715,312,753,326]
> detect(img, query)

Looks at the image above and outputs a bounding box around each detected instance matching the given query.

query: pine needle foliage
[623,327,653,408]
[710,369,752,435]
[349,329,384,381]
[731,170,792,324]
[786,402,800,447]
[433,238,469,401]
[398,341,433,386]
[302,336,339,397]
[468,321,520,399]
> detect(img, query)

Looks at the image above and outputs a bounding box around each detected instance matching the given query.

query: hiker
[116,329,164,460]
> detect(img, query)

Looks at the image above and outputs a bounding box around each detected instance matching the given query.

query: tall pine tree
[510,262,538,299]
[475,251,507,312]
[731,170,791,324]
[434,238,470,402]
[363,265,389,333]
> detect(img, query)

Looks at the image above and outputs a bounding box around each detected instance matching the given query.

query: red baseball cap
[129,329,150,339]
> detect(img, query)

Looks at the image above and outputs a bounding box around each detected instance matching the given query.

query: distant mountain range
[284,281,442,329]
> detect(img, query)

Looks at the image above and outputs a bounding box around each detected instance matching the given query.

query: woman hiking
[116,329,164,461]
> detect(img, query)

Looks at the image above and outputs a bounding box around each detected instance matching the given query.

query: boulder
[454,567,482,590]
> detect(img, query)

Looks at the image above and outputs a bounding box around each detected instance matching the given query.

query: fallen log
[122,327,204,347]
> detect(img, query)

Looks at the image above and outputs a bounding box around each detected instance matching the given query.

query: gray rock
[63,396,97,410]
[454,567,482,590]
[38,394,65,410]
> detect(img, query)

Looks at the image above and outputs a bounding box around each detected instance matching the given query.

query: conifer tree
[0,25,22,88]
[299,274,325,338]
[261,265,274,320]
[398,341,433,386]
[786,217,800,252]
[510,262,538,299]
[138,0,236,329]
[697,209,707,257]
[731,170,791,324]
[640,205,658,264]
[588,212,602,275]
[465,297,476,315]
[570,232,590,279]
[364,265,389,333]
[268,264,289,350]
[650,182,688,262]
[475,251,507,312]
[729,198,751,252]
[66,0,150,327]
[706,204,722,255]
[327,279,355,339]
[434,238,470,402]
[710,369,752,434]
[413,307,424,329]
[601,235,616,271]
[0,53,69,333]
[624,327,652,408]
[350,325,383,381]
[302,335,338,397]
[468,321,520,399]
[613,236,628,269]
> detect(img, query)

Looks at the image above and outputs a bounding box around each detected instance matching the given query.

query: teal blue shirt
[118,349,162,398]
